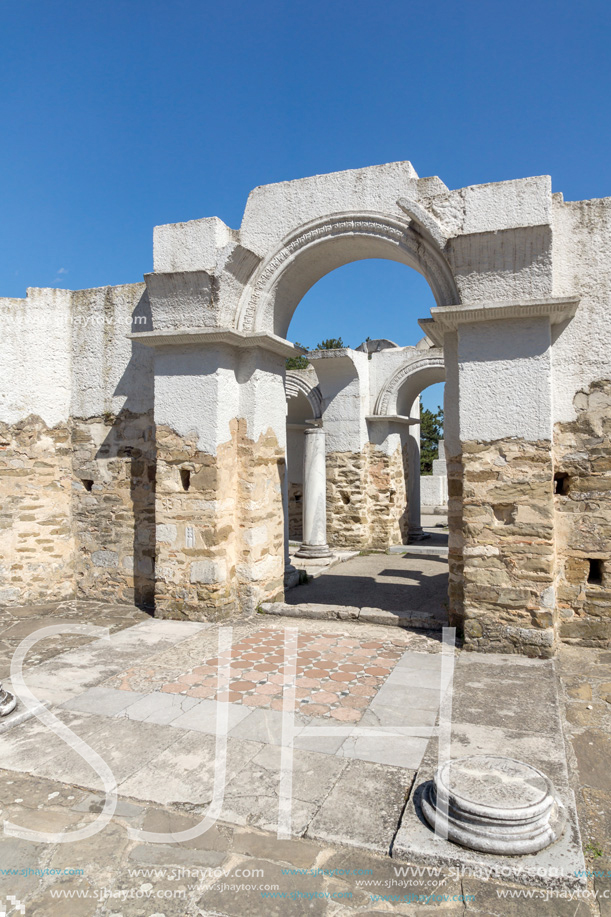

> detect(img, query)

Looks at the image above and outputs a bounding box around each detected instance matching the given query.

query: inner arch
[237,213,460,337]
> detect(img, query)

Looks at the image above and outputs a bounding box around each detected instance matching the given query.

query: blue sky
[2,0,610,411]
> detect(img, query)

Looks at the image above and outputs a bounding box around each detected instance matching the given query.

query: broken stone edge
[258,602,444,631]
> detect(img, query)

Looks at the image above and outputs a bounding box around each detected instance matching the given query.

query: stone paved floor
[0,596,608,916]
[284,547,449,616]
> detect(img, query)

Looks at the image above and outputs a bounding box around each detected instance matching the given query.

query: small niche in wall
[554,472,570,495]
[341,492,351,505]
[294,492,302,503]
[81,479,94,492]
[180,469,191,492]
[492,504,516,525]
[587,559,604,586]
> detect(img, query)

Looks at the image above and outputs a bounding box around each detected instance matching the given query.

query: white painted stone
[458,317,553,442]
[309,349,370,453]
[91,550,119,568]
[0,289,72,426]
[462,176,552,235]
[243,524,268,547]
[190,559,226,585]
[421,755,566,856]
[295,427,331,558]
[239,161,420,258]
[153,217,234,273]
[157,524,178,545]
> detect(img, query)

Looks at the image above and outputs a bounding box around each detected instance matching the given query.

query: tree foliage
[285,336,347,369]
[285,342,309,370]
[420,405,444,474]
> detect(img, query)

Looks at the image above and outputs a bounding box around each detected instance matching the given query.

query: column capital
[419,296,579,346]
[128,326,305,360]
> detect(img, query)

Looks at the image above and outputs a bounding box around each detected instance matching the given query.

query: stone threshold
[258,602,444,631]
[388,544,449,557]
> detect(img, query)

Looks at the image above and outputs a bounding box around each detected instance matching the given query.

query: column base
[294,543,333,559]
[284,564,301,588]
[0,686,17,717]
[408,528,431,543]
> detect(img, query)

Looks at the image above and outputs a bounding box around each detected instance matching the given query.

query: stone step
[387,544,449,557]
[258,601,445,631]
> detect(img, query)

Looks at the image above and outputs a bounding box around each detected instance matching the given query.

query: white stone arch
[236,211,460,337]
[285,370,323,420]
[374,352,446,417]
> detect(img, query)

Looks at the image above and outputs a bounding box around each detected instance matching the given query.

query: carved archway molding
[285,370,323,420]
[374,353,446,417]
[236,210,460,334]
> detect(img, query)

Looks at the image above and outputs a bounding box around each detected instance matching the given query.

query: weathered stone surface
[554,380,611,647]
[155,418,284,620]
[326,442,408,551]
[449,440,558,657]
[421,755,566,855]
[0,416,75,604]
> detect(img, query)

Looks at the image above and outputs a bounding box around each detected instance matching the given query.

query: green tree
[420,405,444,474]
[315,337,345,350]
[285,342,310,370]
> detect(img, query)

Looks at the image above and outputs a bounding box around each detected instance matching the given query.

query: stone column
[0,684,16,717]
[407,427,424,540]
[282,445,300,587]
[295,427,332,558]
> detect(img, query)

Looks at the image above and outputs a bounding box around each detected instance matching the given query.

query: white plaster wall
[239,162,420,258]
[238,349,287,447]
[310,349,370,453]
[443,332,460,457]
[368,345,420,413]
[154,344,239,454]
[458,317,553,442]
[71,283,153,418]
[0,288,72,427]
[461,176,552,235]
[153,217,235,273]
[448,225,553,304]
[550,196,611,423]
[421,474,448,506]
[238,165,553,260]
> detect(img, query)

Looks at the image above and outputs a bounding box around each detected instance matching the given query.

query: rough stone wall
[326,452,369,549]
[447,451,464,628]
[71,411,156,608]
[288,482,303,540]
[154,419,284,621]
[451,439,557,658]
[554,380,611,646]
[0,416,75,604]
[325,445,408,550]
[365,442,408,548]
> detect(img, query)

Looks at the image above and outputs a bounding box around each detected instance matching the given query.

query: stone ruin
[1,161,609,658]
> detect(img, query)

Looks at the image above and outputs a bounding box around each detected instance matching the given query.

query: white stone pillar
[295,427,332,558]
[407,427,423,539]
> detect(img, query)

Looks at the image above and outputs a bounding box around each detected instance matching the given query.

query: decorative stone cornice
[128,327,305,359]
[365,415,419,425]
[419,296,580,346]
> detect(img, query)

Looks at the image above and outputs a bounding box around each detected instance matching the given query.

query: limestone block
[156,523,178,545]
[190,560,227,585]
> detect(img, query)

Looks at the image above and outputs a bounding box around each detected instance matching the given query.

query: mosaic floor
[142,629,409,722]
